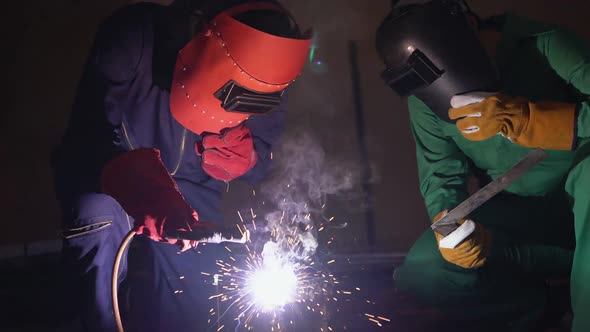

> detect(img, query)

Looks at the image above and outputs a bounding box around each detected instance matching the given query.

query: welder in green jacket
[376,1,590,330]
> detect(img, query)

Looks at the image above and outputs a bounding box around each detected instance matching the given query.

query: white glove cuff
[450,91,497,108]
[439,219,476,249]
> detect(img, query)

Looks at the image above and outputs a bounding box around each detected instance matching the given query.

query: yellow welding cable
[112,230,137,332]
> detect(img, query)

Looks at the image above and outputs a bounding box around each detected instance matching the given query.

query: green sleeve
[536,29,590,138]
[408,96,470,220]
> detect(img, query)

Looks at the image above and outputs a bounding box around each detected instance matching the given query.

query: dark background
[2,0,590,254]
[0,1,587,331]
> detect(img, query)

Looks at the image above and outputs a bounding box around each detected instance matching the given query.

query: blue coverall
[52,3,285,331]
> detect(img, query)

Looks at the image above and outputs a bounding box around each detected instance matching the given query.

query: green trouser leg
[395,190,575,331]
[395,231,547,331]
[565,141,590,332]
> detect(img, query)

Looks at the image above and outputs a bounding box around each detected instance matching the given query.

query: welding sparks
[205,214,339,331]
[236,224,244,237]
[204,200,387,330]
[368,318,382,327]
[206,246,320,329]
[247,260,297,310]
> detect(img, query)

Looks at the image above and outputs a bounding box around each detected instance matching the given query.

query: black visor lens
[381,49,444,96]
[214,81,283,114]
[382,67,428,96]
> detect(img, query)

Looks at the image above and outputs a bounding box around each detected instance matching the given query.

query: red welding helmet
[170,2,312,135]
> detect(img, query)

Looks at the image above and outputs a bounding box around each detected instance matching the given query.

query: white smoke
[259,131,358,261]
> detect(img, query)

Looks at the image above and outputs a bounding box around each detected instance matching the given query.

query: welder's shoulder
[534,27,588,59]
[92,3,159,82]
[501,14,560,43]
[406,96,453,138]
[407,96,438,124]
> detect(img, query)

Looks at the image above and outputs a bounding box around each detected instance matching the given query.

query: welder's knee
[394,230,547,329]
[394,230,479,303]
[60,193,133,331]
[565,142,590,245]
[565,142,590,331]
[62,193,131,240]
[566,142,590,203]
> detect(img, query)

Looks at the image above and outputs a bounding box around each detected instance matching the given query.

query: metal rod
[348,40,377,250]
[431,148,547,236]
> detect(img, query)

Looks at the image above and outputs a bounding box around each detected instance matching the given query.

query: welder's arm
[410,98,494,268]
[449,29,590,150]
[101,148,208,251]
[197,96,286,183]
[537,28,590,142]
[241,94,287,184]
[52,7,145,202]
[409,97,470,220]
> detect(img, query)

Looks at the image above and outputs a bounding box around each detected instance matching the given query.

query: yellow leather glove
[433,210,493,269]
[449,93,577,150]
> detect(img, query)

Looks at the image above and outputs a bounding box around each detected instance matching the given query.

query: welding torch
[166,220,316,244]
[164,224,250,244]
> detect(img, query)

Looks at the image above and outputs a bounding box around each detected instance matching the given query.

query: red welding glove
[101,148,205,251]
[196,124,257,182]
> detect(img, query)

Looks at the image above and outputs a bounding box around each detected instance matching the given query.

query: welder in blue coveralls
[52,0,311,331]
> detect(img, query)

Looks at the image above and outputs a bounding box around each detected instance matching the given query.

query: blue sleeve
[52,5,149,203]
[93,8,144,82]
[240,94,287,184]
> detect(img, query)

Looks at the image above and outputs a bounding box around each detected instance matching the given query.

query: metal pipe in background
[348,40,377,250]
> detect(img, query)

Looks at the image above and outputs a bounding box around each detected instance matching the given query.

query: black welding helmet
[376,0,500,123]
